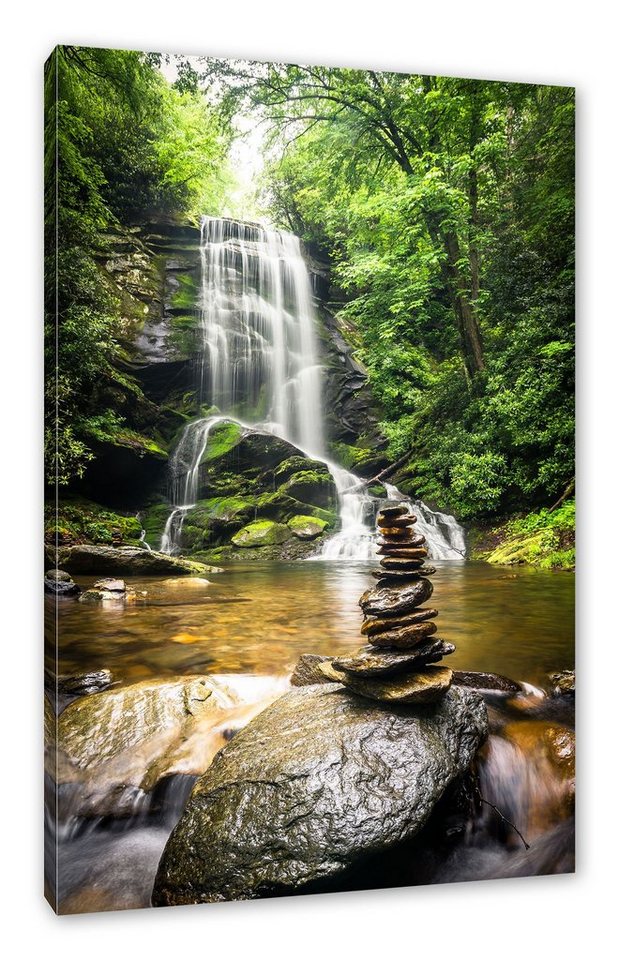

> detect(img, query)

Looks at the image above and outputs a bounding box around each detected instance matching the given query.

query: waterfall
[383,482,466,560]
[160,216,465,561]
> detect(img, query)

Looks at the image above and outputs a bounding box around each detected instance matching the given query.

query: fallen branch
[548,478,575,513]
[339,450,414,495]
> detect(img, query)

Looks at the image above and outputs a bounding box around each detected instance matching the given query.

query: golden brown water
[49,560,574,689]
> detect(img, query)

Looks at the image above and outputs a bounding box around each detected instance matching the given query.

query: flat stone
[93,578,126,593]
[452,671,521,694]
[360,579,434,616]
[320,662,453,704]
[332,639,455,677]
[372,565,436,581]
[290,654,334,687]
[380,552,428,568]
[362,607,439,636]
[368,621,438,648]
[377,526,415,538]
[376,506,410,524]
[377,546,427,559]
[379,515,417,529]
[152,684,487,905]
[47,544,216,577]
[377,533,425,548]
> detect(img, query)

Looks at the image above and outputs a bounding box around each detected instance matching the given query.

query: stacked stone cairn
[320,503,455,704]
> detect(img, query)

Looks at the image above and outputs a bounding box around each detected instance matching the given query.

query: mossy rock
[287,515,328,540]
[45,498,144,547]
[200,421,244,464]
[281,470,336,509]
[231,520,292,548]
[273,456,328,482]
[166,272,199,312]
[140,502,174,550]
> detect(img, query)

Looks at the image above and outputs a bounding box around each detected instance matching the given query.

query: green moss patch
[201,421,244,463]
[45,498,144,546]
[287,515,328,540]
[473,500,575,570]
[231,520,292,548]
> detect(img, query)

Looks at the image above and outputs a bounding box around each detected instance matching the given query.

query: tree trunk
[443,231,485,379]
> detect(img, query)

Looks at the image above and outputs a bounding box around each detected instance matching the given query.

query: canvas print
[44,46,575,914]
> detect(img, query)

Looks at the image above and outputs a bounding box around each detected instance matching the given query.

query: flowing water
[48,560,575,911]
[159,217,463,561]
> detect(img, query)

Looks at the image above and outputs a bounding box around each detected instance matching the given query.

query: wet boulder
[286,515,328,540]
[231,520,291,548]
[46,544,218,577]
[152,683,488,905]
[289,653,334,686]
[44,569,80,597]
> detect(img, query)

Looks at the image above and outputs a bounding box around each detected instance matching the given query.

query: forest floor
[469,499,575,571]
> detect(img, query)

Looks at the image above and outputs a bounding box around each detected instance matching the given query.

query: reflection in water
[50,561,574,688]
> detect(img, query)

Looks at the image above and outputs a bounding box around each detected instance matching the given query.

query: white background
[0,1,614,956]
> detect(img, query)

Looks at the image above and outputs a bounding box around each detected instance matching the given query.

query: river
[47,559,575,913]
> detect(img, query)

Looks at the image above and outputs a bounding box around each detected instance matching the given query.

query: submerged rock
[47,544,217,577]
[452,671,521,694]
[152,684,487,905]
[52,669,114,699]
[549,670,575,697]
[44,569,80,597]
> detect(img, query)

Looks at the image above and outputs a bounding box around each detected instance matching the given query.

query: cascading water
[383,483,466,560]
[159,216,465,561]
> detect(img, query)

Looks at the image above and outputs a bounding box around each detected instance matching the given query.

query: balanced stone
[378,527,416,538]
[376,505,411,524]
[360,579,434,616]
[332,639,455,677]
[368,621,437,648]
[362,607,439,636]
[319,662,453,704]
[377,533,426,548]
[371,565,436,580]
[380,552,428,567]
[377,545,427,558]
[381,515,417,529]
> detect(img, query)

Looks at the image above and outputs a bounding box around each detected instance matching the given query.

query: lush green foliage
[231,66,575,519]
[473,500,575,569]
[44,46,230,485]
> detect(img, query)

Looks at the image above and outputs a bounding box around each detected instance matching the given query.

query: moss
[287,515,328,540]
[83,421,168,460]
[281,470,336,509]
[473,500,575,570]
[45,498,144,546]
[167,272,198,311]
[140,502,173,549]
[231,520,292,548]
[327,441,378,472]
[201,421,244,463]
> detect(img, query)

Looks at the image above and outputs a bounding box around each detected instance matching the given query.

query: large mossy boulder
[152,684,488,905]
[230,520,291,548]
[287,515,328,540]
[47,544,217,577]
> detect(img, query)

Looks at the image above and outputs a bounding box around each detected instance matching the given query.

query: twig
[475,786,530,850]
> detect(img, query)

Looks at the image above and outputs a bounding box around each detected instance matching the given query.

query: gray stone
[452,671,521,694]
[290,654,333,686]
[152,684,487,905]
[320,662,453,704]
[360,579,433,616]
[332,639,455,677]
[44,569,80,597]
[46,544,218,577]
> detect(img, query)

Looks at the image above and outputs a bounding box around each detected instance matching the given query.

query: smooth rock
[362,607,439,636]
[332,639,455,677]
[93,578,126,593]
[360,579,433,616]
[44,569,80,597]
[53,676,268,817]
[372,565,436,581]
[368,621,437,648]
[377,534,425,548]
[47,544,217,577]
[377,545,427,558]
[152,684,488,905]
[452,671,521,694]
[231,520,291,548]
[286,515,328,541]
[379,515,416,529]
[320,662,453,704]
[376,506,410,523]
[290,654,334,686]
[376,527,415,539]
[52,669,114,698]
[380,551,427,566]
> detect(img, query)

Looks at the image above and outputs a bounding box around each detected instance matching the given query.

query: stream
[47,559,575,913]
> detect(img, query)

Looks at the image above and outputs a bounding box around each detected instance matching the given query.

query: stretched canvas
[44,46,575,914]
